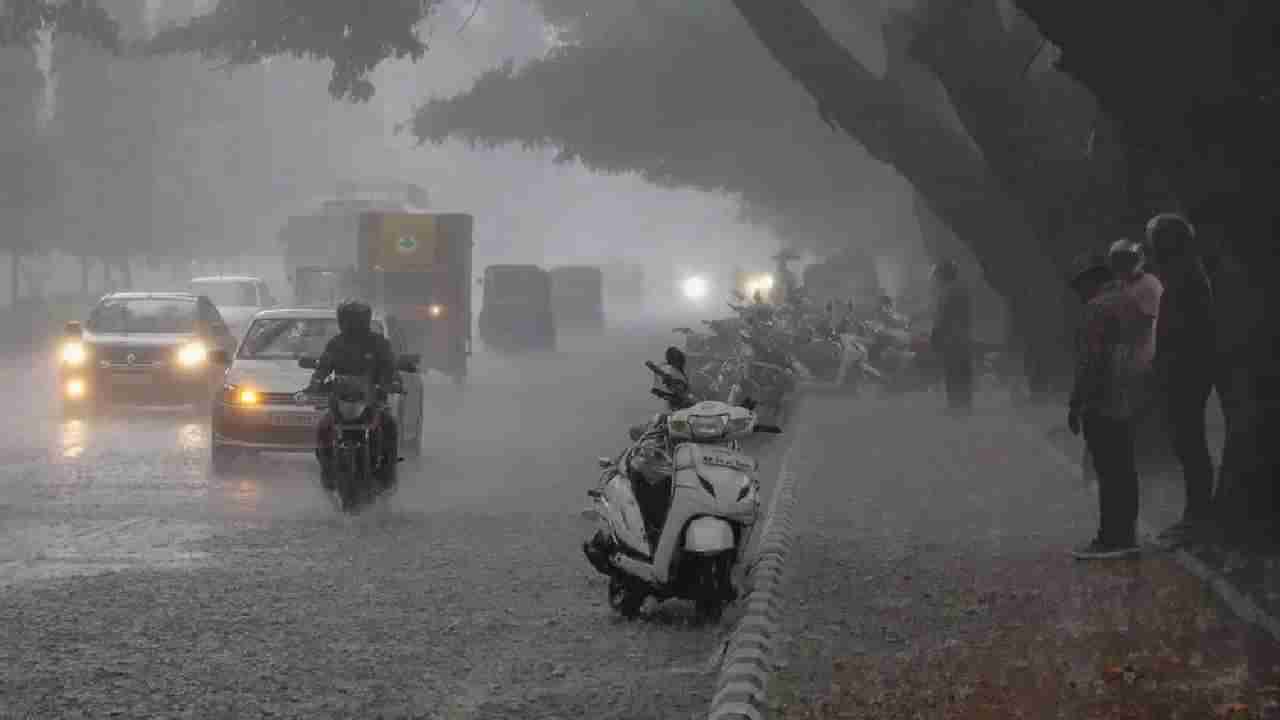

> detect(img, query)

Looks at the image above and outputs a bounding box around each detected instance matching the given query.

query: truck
[549,265,605,334]
[278,184,473,383]
[478,265,556,354]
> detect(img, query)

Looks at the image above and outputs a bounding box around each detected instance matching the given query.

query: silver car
[210,307,425,474]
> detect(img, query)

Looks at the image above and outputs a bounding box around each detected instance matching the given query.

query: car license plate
[110,373,151,386]
[270,413,319,427]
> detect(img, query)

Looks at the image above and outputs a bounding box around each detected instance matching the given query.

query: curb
[707,442,802,720]
[1014,420,1280,645]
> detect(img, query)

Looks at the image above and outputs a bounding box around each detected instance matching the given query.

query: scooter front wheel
[692,551,737,623]
[608,577,646,619]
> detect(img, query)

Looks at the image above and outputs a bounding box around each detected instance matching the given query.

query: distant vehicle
[478,264,556,353]
[278,184,473,384]
[57,292,236,415]
[550,265,605,334]
[189,275,276,340]
[209,307,425,474]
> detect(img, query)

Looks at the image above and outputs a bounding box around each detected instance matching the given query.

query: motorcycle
[297,357,412,513]
[582,360,781,621]
[861,319,934,393]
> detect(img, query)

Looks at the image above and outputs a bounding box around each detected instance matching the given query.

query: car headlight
[688,413,728,440]
[177,342,207,368]
[65,378,87,398]
[221,384,259,405]
[61,342,87,367]
[682,275,709,301]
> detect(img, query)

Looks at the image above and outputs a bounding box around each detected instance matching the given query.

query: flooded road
[0,326,786,719]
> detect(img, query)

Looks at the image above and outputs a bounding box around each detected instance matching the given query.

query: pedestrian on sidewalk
[1146,213,1217,547]
[1068,252,1113,491]
[1067,241,1160,559]
[930,260,973,415]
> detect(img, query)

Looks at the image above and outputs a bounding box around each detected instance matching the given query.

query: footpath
[764,391,1280,719]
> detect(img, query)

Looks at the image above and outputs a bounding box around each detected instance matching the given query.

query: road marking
[1013,419,1280,645]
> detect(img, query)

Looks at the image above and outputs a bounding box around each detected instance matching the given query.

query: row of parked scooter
[674,294,938,411]
[578,293,933,623]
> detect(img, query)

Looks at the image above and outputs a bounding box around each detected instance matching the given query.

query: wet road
[0,327,785,719]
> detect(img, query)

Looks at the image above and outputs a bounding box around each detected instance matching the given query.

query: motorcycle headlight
[688,414,728,440]
[337,400,367,421]
[61,342,87,367]
[177,342,208,369]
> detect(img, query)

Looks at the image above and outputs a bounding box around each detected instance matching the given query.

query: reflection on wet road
[0,330,682,588]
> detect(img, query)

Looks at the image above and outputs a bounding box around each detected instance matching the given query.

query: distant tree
[0,0,119,51]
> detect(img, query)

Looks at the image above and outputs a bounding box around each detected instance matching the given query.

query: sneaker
[1072,538,1141,560]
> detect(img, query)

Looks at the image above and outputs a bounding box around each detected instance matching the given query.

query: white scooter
[582,360,781,621]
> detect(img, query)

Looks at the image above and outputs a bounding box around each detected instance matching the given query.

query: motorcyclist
[309,299,401,491]
[627,347,694,540]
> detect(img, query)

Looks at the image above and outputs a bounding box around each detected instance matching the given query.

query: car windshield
[88,298,197,334]
[237,317,385,360]
[193,281,257,307]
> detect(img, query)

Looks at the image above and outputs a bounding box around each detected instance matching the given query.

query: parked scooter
[582,359,781,621]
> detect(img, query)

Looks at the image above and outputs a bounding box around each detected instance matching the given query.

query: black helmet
[1107,238,1145,274]
[1145,213,1196,261]
[336,299,373,335]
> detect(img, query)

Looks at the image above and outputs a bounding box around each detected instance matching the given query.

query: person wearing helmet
[1146,213,1216,547]
[930,260,973,414]
[1106,238,1163,372]
[308,299,401,492]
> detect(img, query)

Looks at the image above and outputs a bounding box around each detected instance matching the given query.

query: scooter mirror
[628,426,645,442]
[597,457,614,468]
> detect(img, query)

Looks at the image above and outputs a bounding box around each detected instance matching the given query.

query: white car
[209,307,425,474]
[190,276,276,341]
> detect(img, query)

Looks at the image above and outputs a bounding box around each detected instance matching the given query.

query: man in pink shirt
[1107,238,1164,372]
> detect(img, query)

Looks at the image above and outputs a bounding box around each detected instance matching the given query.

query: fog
[14,1,1258,717]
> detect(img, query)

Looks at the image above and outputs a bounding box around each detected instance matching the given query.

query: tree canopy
[146,0,438,101]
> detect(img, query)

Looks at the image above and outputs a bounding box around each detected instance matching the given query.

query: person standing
[1069,252,1114,490]
[1068,245,1154,559]
[930,260,974,414]
[1146,213,1216,547]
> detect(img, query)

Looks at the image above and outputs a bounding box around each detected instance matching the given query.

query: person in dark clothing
[309,299,401,491]
[1146,213,1217,547]
[1068,253,1147,559]
[930,260,974,414]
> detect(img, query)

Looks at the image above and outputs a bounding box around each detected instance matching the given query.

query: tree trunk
[731,0,1072,385]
